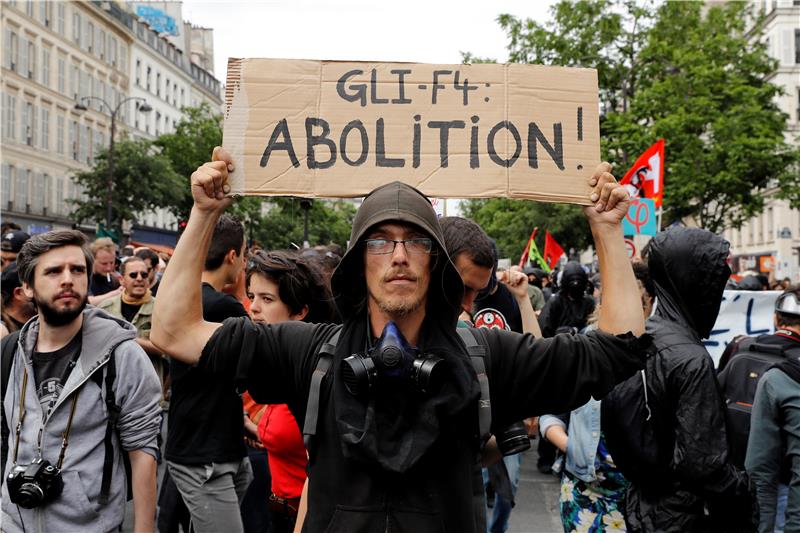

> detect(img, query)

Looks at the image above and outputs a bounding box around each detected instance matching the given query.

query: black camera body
[342,321,445,397]
[7,458,64,509]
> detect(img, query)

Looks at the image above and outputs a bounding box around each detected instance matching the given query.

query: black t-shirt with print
[32,330,82,413]
[473,283,524,334]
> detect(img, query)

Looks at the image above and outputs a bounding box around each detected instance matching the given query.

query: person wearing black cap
[746,286,800,533]
[1,230,30,272]
[1,262,35,333]
[538,261,596,338]
[151,147,648,533]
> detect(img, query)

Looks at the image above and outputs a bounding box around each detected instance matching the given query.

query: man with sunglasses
[98,257,165,396]
[152,147,648,533]
[746,286,800,533]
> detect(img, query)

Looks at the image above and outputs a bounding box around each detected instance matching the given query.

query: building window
[25,0,33,17]
[767,207,774,241]
[156,72,161,97]
[39,0,51,27]
[98,28,105,60]
[56,2,65,35]
[26,39,35,80]
[1,164,10,207]
[4,29,18,71]
[56,114,64,154]
[55,175,64,215]
[796,30,800,64]
[40,107,49,150]
[71,64,78,100]
[136,59,141,87]
[15,168,28,212]
[72,11,80,44]
[155,111,161,136]
[119,44,126,71]
[41,47,50,87]
[31,172,45,214]
[22,102,35,146]
[2,93,17,141]
[57,56,65,93]
[108,35,117,67]
[69,120,78,161]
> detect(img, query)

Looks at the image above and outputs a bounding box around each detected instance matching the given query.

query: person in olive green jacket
[99,256,164,388]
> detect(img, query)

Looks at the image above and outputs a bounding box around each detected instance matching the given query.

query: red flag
[518,228,538,269]
[620,139,665,208]
[543,231,565,270]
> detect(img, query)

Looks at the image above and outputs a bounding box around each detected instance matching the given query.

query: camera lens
[497,421,531,456]
[16,483,45,509]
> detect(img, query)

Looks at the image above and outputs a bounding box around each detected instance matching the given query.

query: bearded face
[23,246,89,328]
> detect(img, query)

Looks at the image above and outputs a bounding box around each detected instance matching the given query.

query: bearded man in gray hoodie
[1,230,162,533]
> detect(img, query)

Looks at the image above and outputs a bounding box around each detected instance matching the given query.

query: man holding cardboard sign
[152,141,650,532]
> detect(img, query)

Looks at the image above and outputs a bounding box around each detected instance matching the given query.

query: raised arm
[151,147,234,363]
[585,163,644,337]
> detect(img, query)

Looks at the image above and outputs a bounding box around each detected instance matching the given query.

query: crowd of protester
[1,165,799,533]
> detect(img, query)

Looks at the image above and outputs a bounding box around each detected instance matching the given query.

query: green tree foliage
[610,1,799,231]
[464,0,798,250]
[256,198,356,250]
[69,139,183,231]
[155,103,223,221]
[461,198,589,262]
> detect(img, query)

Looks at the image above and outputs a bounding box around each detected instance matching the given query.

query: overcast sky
[181,0,555,79]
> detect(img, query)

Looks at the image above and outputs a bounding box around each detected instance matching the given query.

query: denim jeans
[483,453,522,533]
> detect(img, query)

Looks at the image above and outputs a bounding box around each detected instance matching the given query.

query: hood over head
[647,227,731,339]
[561,261,588,299]
[330,181,464,324]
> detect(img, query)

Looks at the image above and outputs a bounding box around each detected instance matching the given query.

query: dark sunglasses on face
[128,271,148,279]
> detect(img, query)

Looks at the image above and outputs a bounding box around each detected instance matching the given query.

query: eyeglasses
[127,271,148,279]
[364,238,433,255]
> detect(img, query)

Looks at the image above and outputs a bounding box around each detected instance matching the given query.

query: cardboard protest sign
[703,290,780,366]
[622,197,657,236]
[223,59,600,203]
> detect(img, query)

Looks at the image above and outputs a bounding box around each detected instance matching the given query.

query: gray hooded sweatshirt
[2,306,162,533]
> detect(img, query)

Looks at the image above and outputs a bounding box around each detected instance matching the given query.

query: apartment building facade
[1,1,222,245]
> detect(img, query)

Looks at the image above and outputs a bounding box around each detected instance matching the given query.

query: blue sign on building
[136,6,178,36]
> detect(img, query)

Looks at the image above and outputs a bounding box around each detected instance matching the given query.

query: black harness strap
[456,328,492,443]
[302,331,340,453]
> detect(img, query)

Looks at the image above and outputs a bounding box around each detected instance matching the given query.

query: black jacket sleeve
[477,328,649,431]
[198,318,339,406]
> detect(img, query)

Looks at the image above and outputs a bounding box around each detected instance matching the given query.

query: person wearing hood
[152,147,648,533]
[523,266,547,315]
[602,227,757,532]
[538,261,596,338]
[1,230,162,532]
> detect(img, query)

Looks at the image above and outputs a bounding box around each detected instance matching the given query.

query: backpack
[717,337,800,469]
[0,331,130,502]
[601,364,672,488]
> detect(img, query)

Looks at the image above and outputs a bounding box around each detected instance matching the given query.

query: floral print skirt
[558,435,628,533]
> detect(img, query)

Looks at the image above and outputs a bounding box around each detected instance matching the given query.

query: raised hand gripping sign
[223,59,601,203]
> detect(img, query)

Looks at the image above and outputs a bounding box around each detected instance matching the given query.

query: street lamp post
[74,96,152,233]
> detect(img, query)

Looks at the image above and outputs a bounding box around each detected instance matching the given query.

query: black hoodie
[605,227,756,533]
[198,182,648,533]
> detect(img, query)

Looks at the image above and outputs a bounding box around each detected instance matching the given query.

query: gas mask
[341,321,445,398]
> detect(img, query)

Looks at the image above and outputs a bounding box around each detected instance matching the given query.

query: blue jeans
[774,483,788,533]
[482,453,522,533]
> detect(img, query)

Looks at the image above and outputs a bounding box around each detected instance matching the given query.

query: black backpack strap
[92,349,133,504]
[456,328,491,443]
[302,330,341,455]
[2,331,21,480]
